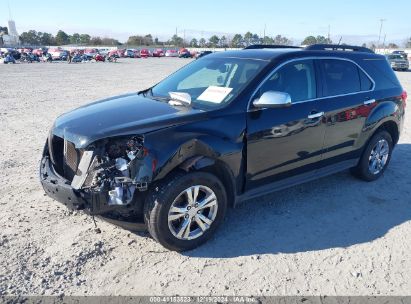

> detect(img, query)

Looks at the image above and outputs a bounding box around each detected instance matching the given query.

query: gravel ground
[0,58,410,296]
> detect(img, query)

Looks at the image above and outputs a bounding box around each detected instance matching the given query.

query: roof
[210,48,299,61]
[210,44,384,62]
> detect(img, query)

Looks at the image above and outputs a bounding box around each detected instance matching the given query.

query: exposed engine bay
[75,135,150,207]
[41,133,155,217]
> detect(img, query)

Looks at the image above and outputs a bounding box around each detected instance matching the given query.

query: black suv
[40,44,406,251]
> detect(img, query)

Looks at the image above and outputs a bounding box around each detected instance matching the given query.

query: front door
[246,59,326,190]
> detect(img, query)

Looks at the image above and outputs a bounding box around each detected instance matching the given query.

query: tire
[144,171,227,251]
[351,130,393,181]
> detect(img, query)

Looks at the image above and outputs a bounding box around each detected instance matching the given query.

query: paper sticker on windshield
[197,86,233,103]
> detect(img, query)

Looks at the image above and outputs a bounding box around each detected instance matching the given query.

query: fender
[356,99,403,149]
[131,130,245,196]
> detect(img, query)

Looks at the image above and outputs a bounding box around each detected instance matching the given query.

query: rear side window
[320,59,362,96]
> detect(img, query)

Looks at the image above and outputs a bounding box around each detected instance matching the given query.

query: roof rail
[244,44,302,50]
[305,44,374,53]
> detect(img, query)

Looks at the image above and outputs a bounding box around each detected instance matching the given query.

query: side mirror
[253,91,292,108]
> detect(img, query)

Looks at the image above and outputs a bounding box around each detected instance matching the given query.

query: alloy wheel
[368,139,390,175]
[167,185,218,240]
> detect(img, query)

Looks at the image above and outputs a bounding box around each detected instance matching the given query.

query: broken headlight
[84,135,147,206]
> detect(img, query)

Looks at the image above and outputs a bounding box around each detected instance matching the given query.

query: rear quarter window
[359,68,373,91]
[359,59,401,90]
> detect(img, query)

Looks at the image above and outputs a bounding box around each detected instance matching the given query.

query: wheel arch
[179,156,237,208]
[143,133,243,208]
[359,100,402,149]
[374,120,399,145]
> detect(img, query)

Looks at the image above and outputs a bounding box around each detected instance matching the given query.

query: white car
[48,48,66,60]
[165,49,178,57]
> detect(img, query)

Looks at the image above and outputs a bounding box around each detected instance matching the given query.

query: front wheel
[144,172,227,251]
[351,130,393,181]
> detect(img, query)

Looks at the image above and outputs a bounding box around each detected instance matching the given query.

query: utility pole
[263,24,266,41]
[378,19,386,47]
[7,0,12,19]
[327,25,331,42]
[383,33,387,48]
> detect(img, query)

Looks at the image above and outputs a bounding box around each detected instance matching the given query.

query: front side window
[258,59,317,103]
[320,59,362,96]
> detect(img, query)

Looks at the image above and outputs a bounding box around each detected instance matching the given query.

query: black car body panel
[40,45,406,221]
[52,93,207,148]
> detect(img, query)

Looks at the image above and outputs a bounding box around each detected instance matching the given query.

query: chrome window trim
[247,56,376,110]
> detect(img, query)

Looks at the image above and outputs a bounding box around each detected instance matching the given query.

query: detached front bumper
[40,154,146,231]
[39,155,106,214]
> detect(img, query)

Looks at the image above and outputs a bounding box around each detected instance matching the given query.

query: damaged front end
[40,133,155,218]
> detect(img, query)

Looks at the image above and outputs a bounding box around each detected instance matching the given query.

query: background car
[195,50,212,59]
[83,48,98,59]
[140,48,151,58]
[108,50,120,58]
[48,48,65,60]
[98,48,110,56]
[3,53,16,64]
[59,50,69,61]
[392,50,408,60]
[386,54,409,71]
[94,53,105,62]
[178,48,192,58]
[125,49,138,58]
[152,49,164,57]
[117,49,126,57]
[165,49,178,57]
[32,48,47,57]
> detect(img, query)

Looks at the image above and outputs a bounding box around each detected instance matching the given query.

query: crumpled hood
[52,93,205,148]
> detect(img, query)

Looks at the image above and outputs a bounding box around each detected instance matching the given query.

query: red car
[117,49,126,58]
[140,49,150,58]
[84,48,98,55]
[32,48,44,56]
[95,54,105,62]
[108,50,120,58]
[152,49,164,57]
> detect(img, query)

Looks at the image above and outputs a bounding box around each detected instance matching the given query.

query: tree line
[140,32,295,48]
[18,29,121,46]
[4,26,411,49]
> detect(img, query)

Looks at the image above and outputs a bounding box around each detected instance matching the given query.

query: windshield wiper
[138,87,152,97]
[168,92,192,107]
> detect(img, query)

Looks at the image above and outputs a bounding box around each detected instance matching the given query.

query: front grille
[64,140,84,181]
[49,135,83,182]
[49,135,64,177]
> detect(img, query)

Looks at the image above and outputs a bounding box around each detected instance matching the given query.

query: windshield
[387,55,403,60]
[150,57,268,108]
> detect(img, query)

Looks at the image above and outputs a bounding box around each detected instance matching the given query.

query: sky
[1,0,411,45]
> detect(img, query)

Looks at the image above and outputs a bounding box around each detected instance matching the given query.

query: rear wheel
[144,172,227,251]
[351,130,393,181]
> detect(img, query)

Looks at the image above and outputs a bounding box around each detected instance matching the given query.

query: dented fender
[133,113,247,196]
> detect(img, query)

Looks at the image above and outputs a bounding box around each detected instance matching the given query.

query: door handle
[307,112,324,119]
[364,99,376,105]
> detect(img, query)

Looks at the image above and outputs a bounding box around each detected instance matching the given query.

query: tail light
[401,90,407,107]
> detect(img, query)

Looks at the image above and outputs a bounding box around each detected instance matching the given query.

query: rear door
[317,58,376,167]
